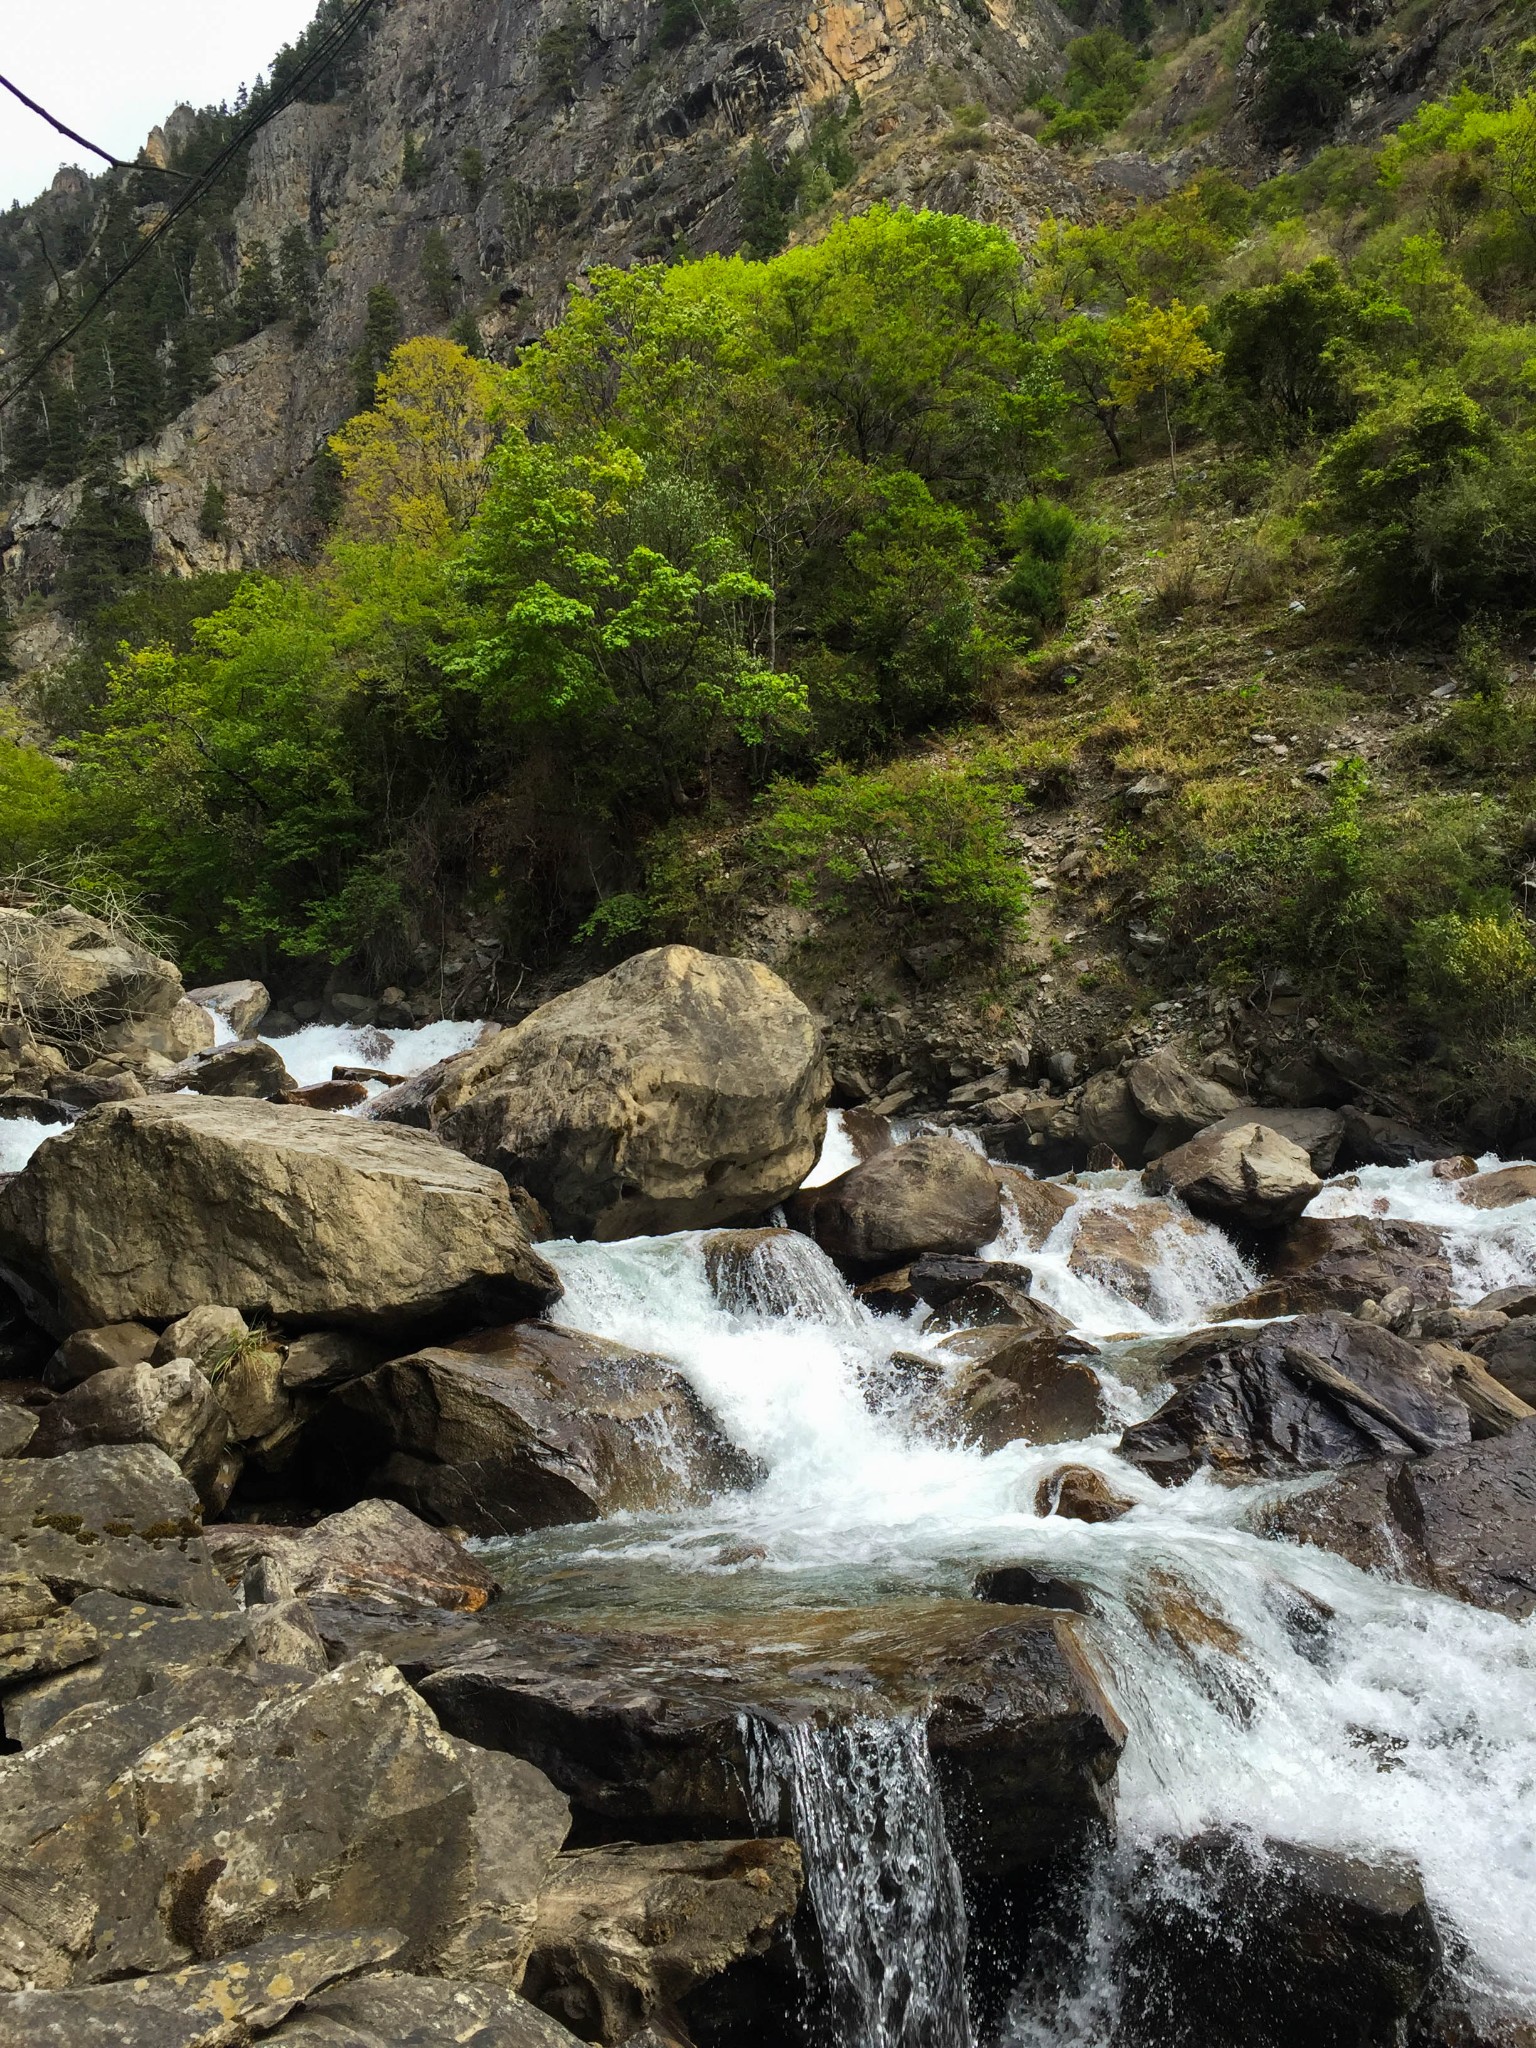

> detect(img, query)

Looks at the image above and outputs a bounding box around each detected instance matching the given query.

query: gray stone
[1126,1049,1248,1150]
[44,1322,159,1392]
[204,1499,499,1613]
[1079,1071,1153,1166]
[154,1041,295,1100]
[1471,1316,1536,1407]
[267,1972,584,2046]
[0,1406,36,1458]
[0,1571,100,1690]
[431,1741,572,1987]
[29,1362,231,1509]
[1339,1109,1459,1168]
[0,1445,232,1609]
[797,1135,1003,1267]
[1228,1217,1452,1320]
[1200,1106,1346,1176]
[1143,1122,1321,1230]
[184,979,272,1039]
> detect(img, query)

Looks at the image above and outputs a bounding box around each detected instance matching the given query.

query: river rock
[1200,1107,1345,1176]
[0,905,184,1047]
[0,1444,232,1610]
[152,1306,248,1372]
[0,1929,404,2048]
[797,1136,1003,1267]
[930,1327,1109,1451]
[433,1738,573,1990]
[1068,1199,1204,1310]
[1143,1122,1321,1230]
[184,978,271,1038]
[700,1228,853,1324]
[305,1323,755,1537]
[1119,1314,1472,1486]
[266,1971,584,2047]
[926,1278,1071,1338]
[204,1498,499,1612]
[1227,1216,1452,1319]
[432,947,829,1239]
[521,1839,802,2044]
[153,1040,295,1100]
[407,1601,1124,1878]
[973,1566,1092,1611]
[1080,1071,1154,1167]
[994,1167,1079,1246]
[277,1328,385,1394]
[0,1404,38,1458]
[44,1320,159,1392]
[28,1363,231,1510]
[1117,1832,1441,2048]
[0,1096,561,1338]
[1339,1108,1459,1167]
[0,1570,100,1689]
[1458,1162,1536,1210]
[0,1652,495,1986]
[1126,1049,1249,1156]
[1036,1465,1135,1522]
[363,1046,480,1130]
[1470,1317,1536,1406]
[1479,1283,1536,1318]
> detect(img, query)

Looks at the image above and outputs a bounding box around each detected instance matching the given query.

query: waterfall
[745,1713,976,2048]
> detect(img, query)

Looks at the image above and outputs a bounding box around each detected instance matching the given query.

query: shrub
[1407,910,1536,1033]
[1039,32,1145,147]
[1254,0,1356,147]
[752,759,1026,944]
[998,497,1101,630]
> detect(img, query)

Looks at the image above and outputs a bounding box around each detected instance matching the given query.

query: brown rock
[283,1079,372,1110]
[993,1166,1079,1246]
[1069,1199,1204,1309]
[1458,1163,1536,1210]
[305,1323,755,1538]
[44,1321,159,1392]
[1126,1048,1248,1152]
[204,1498,499,1612]
[522,1839,802,2044]
[1470,1317,1536,1407]
[433,947,829,1240]
[0,1444,232,1610]
[184,978,271,1039]
[931,1327,1108,1451]
[799,1136,1003,1267]
[1036,1465,1134,1523]
[1144,1122,1321,1230]
[1202,1107,1346,1176]
[1079,1071,1154,1167]
[155,1041,294,1100]
[0,1095,561,1338]
[267,1971,583,2046]
[29,1361,232,1510]
[1230,1216,1452,1319]
[1339,1109,1460,1167]
[0,1570,101,1689]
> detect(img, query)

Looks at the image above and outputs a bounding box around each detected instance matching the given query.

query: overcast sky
[1,1,323,209]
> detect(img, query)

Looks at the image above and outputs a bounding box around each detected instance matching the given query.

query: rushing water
[482,1116,1536,2039]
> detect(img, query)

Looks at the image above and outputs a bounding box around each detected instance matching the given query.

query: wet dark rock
[1036,1465,1135,1522]
[305,1323,755,1538]
[0,1929,402,2048]
[929,1327,1109,1451]
[698,1229,849,1323]
[363,1047,479,1130]
[43,1321,159,1392]
[1478,1283,1536,1318]
[0,1444,232,1609]
[1118,1832,1442,2048]
[30,1361,232,1508]
[1228,1217,1452,1320]
[902,1254,1039,1307]
[521,1839,802,2044]
[1069,1200,1204,1311]
[1143,1122,1321,1230]
[1119,1314,1472,1486]
[267,1970,583,2046]
[1261,1420,1536,1617]
[796,1136,1003,1268]
[277,1327,386,1395]
[400,1601,1125,1877]
[925,1279,1071,1338]
[1339,1109,1460,1168]
[973,1566,1092,1612]
[154,1040,295,1100]
[0,1096,561,1339]
[1470,1317,1536,1407]
[204,1498,499,1613]
[282,1079,372,1111]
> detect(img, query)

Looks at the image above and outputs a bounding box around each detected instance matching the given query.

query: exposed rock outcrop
[433,948,829,1240]
[0,1095,561,1336]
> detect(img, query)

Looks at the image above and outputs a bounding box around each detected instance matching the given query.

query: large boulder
[1119,1314,1473,1486]
[0,906,184,1043]
[1143,1122,1321,1230]
[993,1166,1079,1246]
[1201,1107,1345,1177]
[521,1840,802,2044]
[1068,1198,1204,1310]
[1263,1419,1536,1618]
[1471,1316,1536,1406]
[29,1361,231,1510]
[305,1323,755,1537]
[1458,1162,1536,1210]
[1079,1071,1154,1166]
[395,1601,1125,1879]
[0,1096,560,1338]
[796,1135,1003,1268]
[184,978,271,1039]
[0,1445,231,1610]
[1125,1049,1248,1156]
[1339,1108,1460,1168]
[267,1972,583,2047]
[204,1499,500,1613]
[1227,1216,1452,1319]
[926,1326,1109,1451]
[44,1320,159,1392]
[431,947,829,1239]
[152,1041,295,1100]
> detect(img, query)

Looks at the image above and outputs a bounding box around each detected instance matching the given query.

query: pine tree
[58,470,153,619]
[234,242,280,338]
[402,134,430,191]
[350,285,403,411]
[198,478,229,541]
[422,229,456,319]
[457,147,485,203]
[737,140,788,261]
[278,226,320,338]
[450,308,483,356]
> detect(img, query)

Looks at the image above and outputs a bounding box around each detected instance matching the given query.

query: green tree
[1108,296,1218,479]
[234,241,280,336]
[1255,0,1356,146]
[350,285,403,411]
[737,140,789,260]
[421,228,456,320]
[457,146,486,203]
[198,478,229,542]
[278,225,320,338]
[401,134,430,191]
[58,472,154,620]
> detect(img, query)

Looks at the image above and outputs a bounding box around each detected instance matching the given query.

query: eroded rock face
[306,1323,755,1537]
[204,1498,499,1613]
[0,1444,231,1610]
[1119,1314,1472,1486]
[433,947,829,1240]
[29,1361,231,1510]
[404,1601,1125,1878]
[0,1096,561,1337]
[798,1135,1003,1268]
[1143,1123,1321,1230]
[1229,1217,1452,1319]
[522,1839,802,2044]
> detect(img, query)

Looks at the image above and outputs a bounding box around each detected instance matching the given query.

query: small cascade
[704,1225,869,1331]
[1308,1154,1536,1299]
[746,1713,976,2048]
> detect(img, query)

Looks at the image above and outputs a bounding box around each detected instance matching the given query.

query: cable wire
[0,0,378,415]
[0,72,192,178]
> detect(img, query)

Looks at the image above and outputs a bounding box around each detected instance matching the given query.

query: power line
[0,73,191,179]
[0,0,379,416]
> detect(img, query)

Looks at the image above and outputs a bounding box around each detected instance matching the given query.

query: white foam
[244,1017,484,1095]
[1307,1155,1536,1300]
[0,1116,58,1175]
[802,1108,862,1187]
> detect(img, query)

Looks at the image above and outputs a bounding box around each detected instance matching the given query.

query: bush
[752,759,1026,944]
[1039,32,1145,147]
[1254,0,1356,147]
[998,497,1101,630]
[1209,258,1391,445]
[1407,910,1536,1033]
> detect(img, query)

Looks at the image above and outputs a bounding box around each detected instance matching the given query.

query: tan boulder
[1068,1199,1204,1309]
[798,1135,1003,1267]
[0,1096,561,1337]
[1126,1048,1248,1155]
[1459,1163,1536,1210]
[0,905,183,1040]
[1143,1121,1321,1230]
[433,946,829,1240]
[994,1165,1079,1246]
[29,1360,231,1509]
[204,1498,500,1613]
[929,1326,1109,1451]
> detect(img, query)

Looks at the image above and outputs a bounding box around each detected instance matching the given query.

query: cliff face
[1,0,1096,609]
